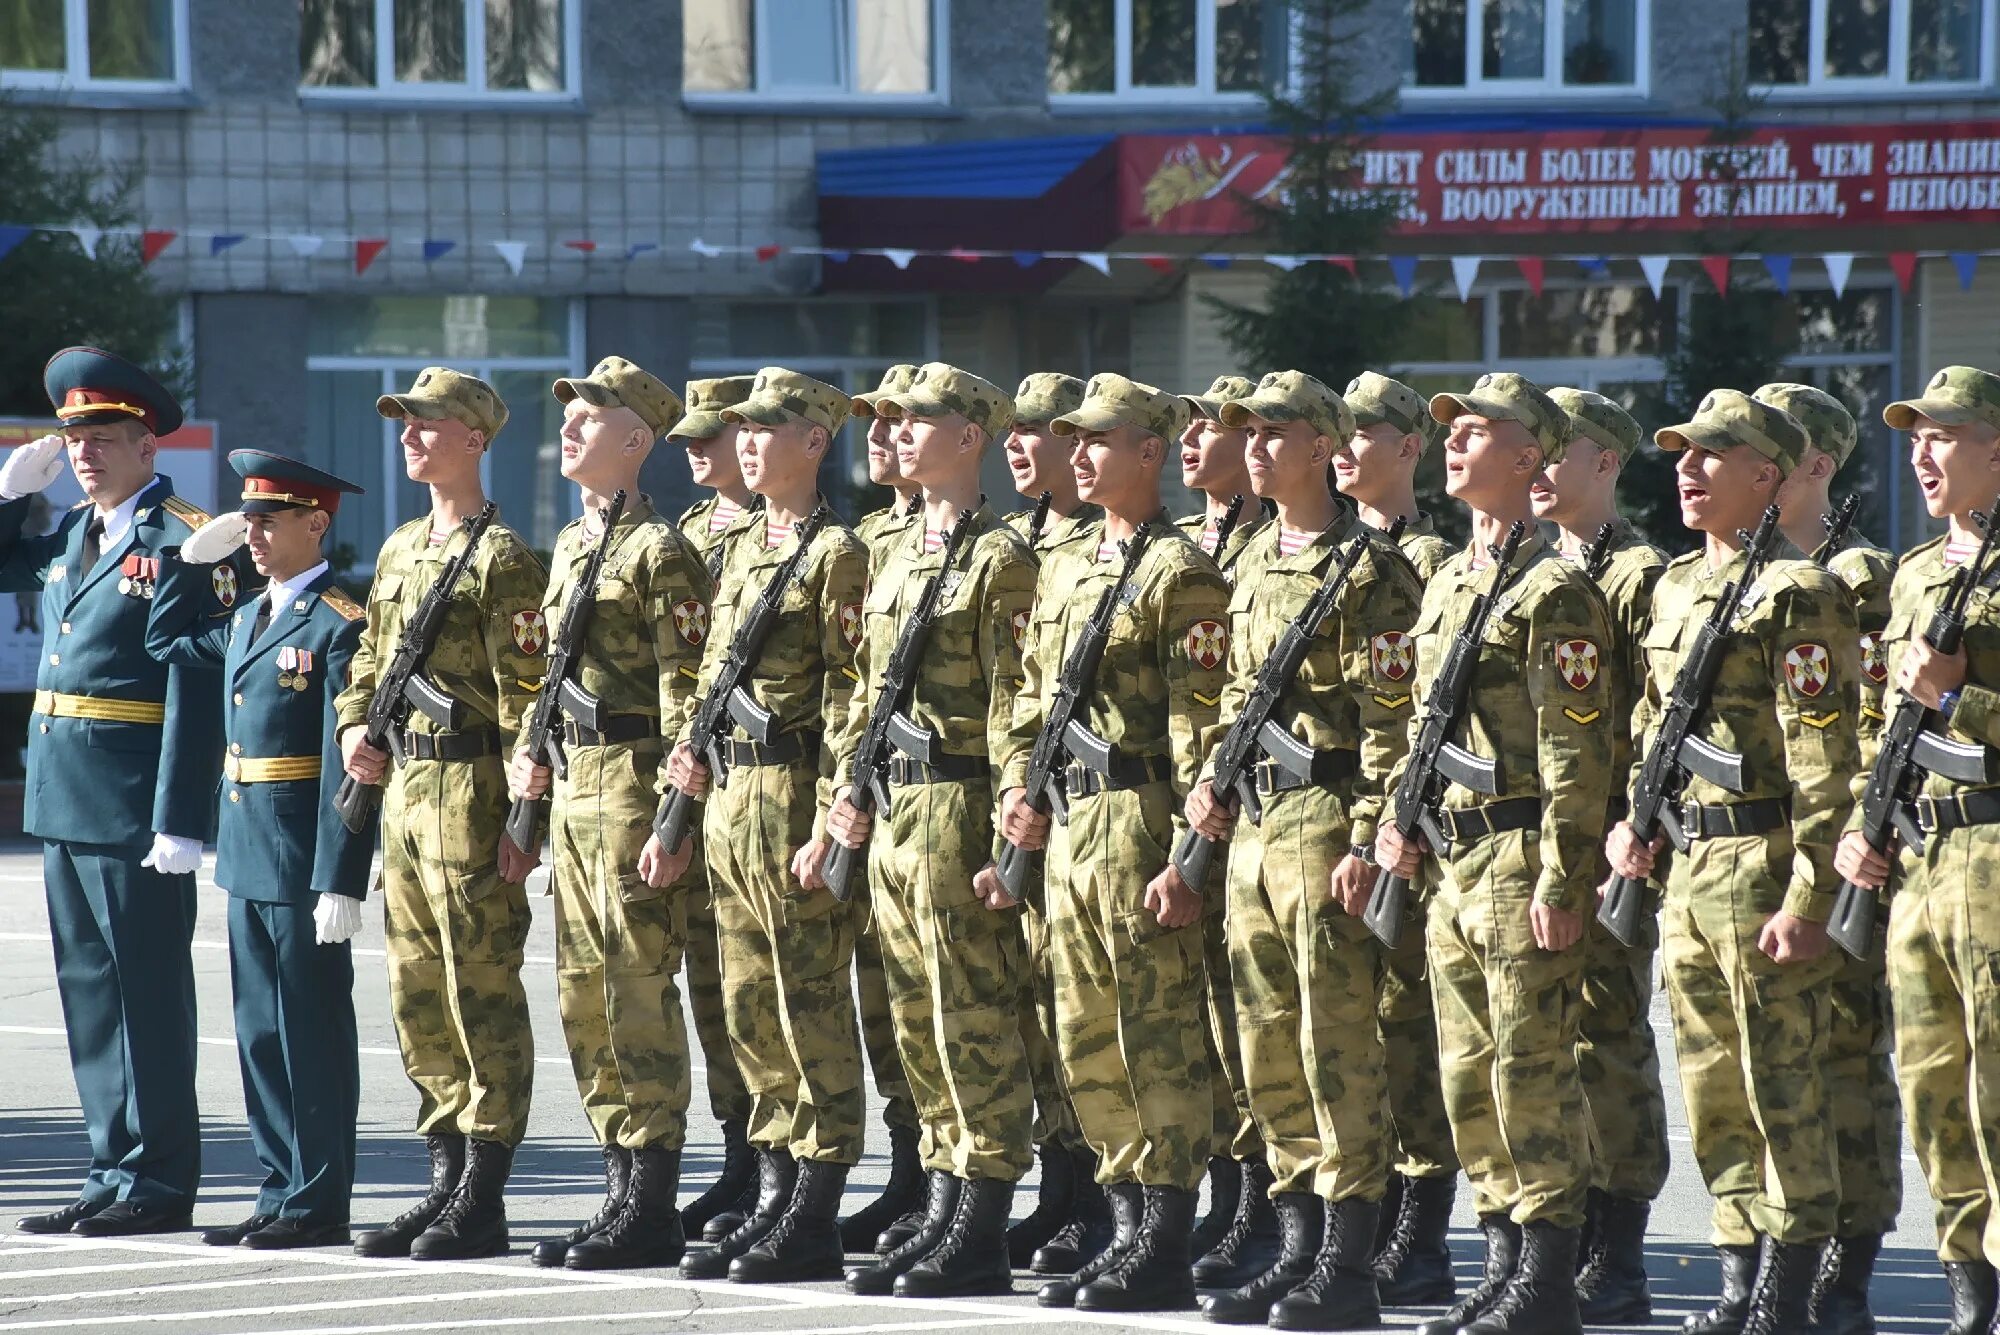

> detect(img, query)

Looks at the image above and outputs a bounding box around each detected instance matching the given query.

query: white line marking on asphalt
[0,931,558,967]
[0,1026,570,1067]
[0,1282,655,1330]
[16,1269,435,1303]
[0,1257,274,1278]
[236,1318,1046,1335]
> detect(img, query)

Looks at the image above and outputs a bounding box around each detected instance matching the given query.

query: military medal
[118,553,141,596]
[277,645,298,691]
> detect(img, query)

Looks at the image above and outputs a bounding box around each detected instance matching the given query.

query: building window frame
[1399,0,1651,100]
[299,0,582,104]
[1046,0,1295,110]
[0,0,190,94]
[681,0,951,111]
[1749,0,1996,97]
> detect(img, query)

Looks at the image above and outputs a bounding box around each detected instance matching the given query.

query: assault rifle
[331,502,497,834]
[1582,521,1618,582]
[504,490,628,851]
[1026,490,1053,545]
[1819,493,1860,559]
[1209,493,1246,561]
[1362,521,1527,948]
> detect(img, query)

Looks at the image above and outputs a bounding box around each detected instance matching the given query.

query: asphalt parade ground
[0,842,1961,1333]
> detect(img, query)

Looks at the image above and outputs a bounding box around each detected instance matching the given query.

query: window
[1048,0,1290,101]
[301,0,574,98]
[0,0,185,90]
[683,0,942,102]
[1749,0,1991,89]
[306,296,581,564]
[1404,0,1644,93]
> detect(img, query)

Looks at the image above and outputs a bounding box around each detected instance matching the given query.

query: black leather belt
[561,714,659,748]
[724,733,816,768]
[1435,797,1541,844]
[1675,797,1789,840]
[1061,753,1171,799]
[886,752,985,787]
[400,727,500,761]
[1913,788,2000,836]
[1252,748,1358,797]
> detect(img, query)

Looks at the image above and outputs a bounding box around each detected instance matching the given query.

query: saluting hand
[1183,780,1236,841]
[1834,831,1892,889]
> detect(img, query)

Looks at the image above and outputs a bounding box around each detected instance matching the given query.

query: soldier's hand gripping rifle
[1829,511,1999,957]
[331,502,497,834]
[1172,519,1404,892]
[653,504,832,853]
[822,504,978,902]
[503,490,628,852]
[995,522,1159,902]
[1582,521,1618,582]
[1361,521,1527,948]
[1597,504,1782,947]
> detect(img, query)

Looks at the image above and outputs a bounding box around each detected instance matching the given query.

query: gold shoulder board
[322,587,365,621]
[161,495,213,527]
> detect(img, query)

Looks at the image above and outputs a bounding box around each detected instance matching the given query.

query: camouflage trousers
[1429,831,1590,1229]
[1017,897,1085,1151]
[381,756,533,1146]
[1375,890,1458,1180]
[1890,826,2000,1262]
[867,778,1033,1181]
[854,900,920,1135]
[1824,933,1902,1236]
[1202,906,1262,1163]
[1226,788,1389,1201]
[1661,835,1839,1246]
[1044,782,1212,1190]
[1576,884,1671,1200]
[683,869,753,1123]
[703,758,864,1166]
[549,741,691,1151]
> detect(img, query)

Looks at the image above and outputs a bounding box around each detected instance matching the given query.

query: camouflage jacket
[1005,502,1102,557]
[1387,530,1617,911]
[676,494,760,584]
[335,513,548,744]
[1577,518,1669,784]
[1633,544,1861,919]
[1397,511,1457,583]
[1207,517,1423,847]
[1177,509,1269,577]
[856,494,923,577]
[520,497,712,798]
[1814,529,1895,752]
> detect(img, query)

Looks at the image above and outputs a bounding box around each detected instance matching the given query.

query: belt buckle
[1915,797,1940,834]
[1253,762,1278,796]
[1436,809,1460,843]
[1679,802,1702,843]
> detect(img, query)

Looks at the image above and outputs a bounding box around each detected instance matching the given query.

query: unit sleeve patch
[1370,631,1415,682]
[1783,642,1831,698]
[1555,638,1600,691]
[1186,618,1228,670]
[671,598,709,646]
[511,609,548,656]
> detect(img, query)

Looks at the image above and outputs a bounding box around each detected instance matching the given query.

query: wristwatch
[1939,688,1962,722]
[1350,841,1378,867]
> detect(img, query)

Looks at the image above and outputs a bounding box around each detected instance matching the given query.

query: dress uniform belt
[1674,797,1789,840]
[1251,747,1358,797]
[1911,787,2000,836]
[723,732,817,768]
[31,689,165,725]
[1434,796,1541,844]
[560,713,660,748]
[399,727,501,761]
[224,755,322,784]
[1061,753,1172,799]
[885,752,986,787]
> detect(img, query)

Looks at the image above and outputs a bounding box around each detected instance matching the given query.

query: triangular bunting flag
[882,248,916,270]
[1266,254,1306,271]
[1515,257,1544,297]
[1823,252,1854,298]
[1761,254,1793,294]
[422,239,456,261]
[1201,254,1231,270]
[1388,256,1419,298]
[689,237,723,258]
[1639,255,1670,298]
[493,241,527,275]
[1328,255,1357,276]
[624,242,659,260]
[1950,252,1979,290]
[354,238,387,274]
[286,234,324,258]
[1577,257,1611,277]
[71,225,101,259]
[754,244,781,262]
[0,224,29,262]
[946,247,979,263]
[564,240,598,254]
[818,248,850,263]
[1887,251,1918,292]
[140,230,176,265]
[1700,254,1731,293]
[1142,256,1174,274]
[1012,251,1043,268]
[209,233,246,256]
[1450,256,1481,303]
[1076,253,1112,276]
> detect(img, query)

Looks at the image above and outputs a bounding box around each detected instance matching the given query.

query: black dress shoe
[202,1214,276,1247]
[16,1200,107,1235]
[71,1201,194,1236]
[241,1218,351,1250]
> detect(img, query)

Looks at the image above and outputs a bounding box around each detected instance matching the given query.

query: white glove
[140,832,204,875]
[180,511,249,564]
[0,434,66,500]
[313,893,362,945]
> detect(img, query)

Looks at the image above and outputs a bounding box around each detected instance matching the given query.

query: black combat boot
[679,1146,795,1278]
[1201,1192,1324,1324]
[1807,1233,1881,1335]
[1008,1143,1076,1267]
[1741,1236,1820,1335]
[532,1146,631,1268]
[1374,1171,1457,1305]
[1577,1193,1653,1325]
[1075,1185,1200,1312]
[729,1159,848,1283]
[680,1118,753,1240]
[1946,1260,1998,1335]
[846,1170,961,1295]
[1192,1159,1280,1289]
[895,1177,1017,1298]
[355,1133,465,1258]
[1192,1155,1245,1260]
[1682,1243,1762,1335]
[564,1146,684,1270]
[1269,1197,1383,1331]
[1461,1221,1582,1335]
[1038,1181,1144,1307]
[1417,1215,1522,1335]
[838,1126,923,1254]
[410,1138,511,1260]
[1033,1156,1111,1274]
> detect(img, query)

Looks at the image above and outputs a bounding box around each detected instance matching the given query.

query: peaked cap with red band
[228,449,364,515]
[44,345,184,436]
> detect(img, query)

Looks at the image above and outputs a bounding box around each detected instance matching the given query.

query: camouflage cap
[376,366,508,441]
[1220,370,1357,443]
[1429,372,1570,456]
[1883,365,2000,434]
[1344,372,1432,442]
[668,375,757,442]
[1655,388,1808,476]
[1179,374,1257,423]
[1051,373,1191,441]
[1549,387,1642,463]
[721,366,853,436]
[1754,382,1857,464]
[1013,372,1086,427]
[875,361,1016,439]
[851,364,921,418]
[551,356,684,439]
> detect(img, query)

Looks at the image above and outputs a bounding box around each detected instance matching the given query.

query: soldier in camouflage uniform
[1608,389,1860,1334]
[666,376,761,1241]
[1755,381,1902,1335]
[1336,372,1461,1306]
[1377,374,1616,1335]
[825,363,1038,1298]
[1181,371,1422,1328]
[667,368,871,1285]
[1178,374,1267,569]
[998,373,1230,1313]
[1836,367,2000,1335]
[338,368,549,1261]
[1528,387,1670,1325]
[1005,373,1100,547]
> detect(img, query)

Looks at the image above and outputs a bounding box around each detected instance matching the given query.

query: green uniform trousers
[1824,937,1903,1236]
[1576,893,1671,1201]
[1203,905,1263,1163]
[1376,897,1458,1181]
[684,869,753,1124]
[1017,898,1085,1151]
[854,899,921,1134]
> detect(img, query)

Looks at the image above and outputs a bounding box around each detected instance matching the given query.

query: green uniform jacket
[1579,519,1669,784]
[1177,510,1269,578]
[678,495,761,584]
[1005,502,1103,557]
[1815,531,1895,757]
